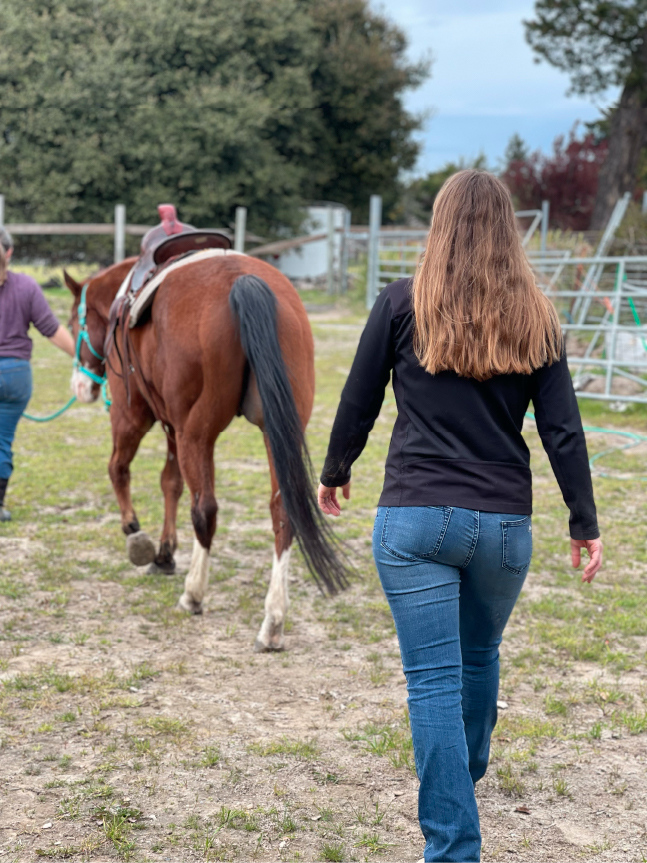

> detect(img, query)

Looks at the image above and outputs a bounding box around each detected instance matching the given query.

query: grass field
[1,276,647,862]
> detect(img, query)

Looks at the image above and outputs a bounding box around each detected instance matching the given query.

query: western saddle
[128,203,232,295]
[104,205,234,411]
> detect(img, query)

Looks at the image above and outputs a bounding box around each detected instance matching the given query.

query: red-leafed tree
[501,129,608,231]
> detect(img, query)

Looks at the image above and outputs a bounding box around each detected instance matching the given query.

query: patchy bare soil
[1,292,647,862]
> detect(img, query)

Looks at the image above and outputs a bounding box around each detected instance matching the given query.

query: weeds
[344,711,414,773]
[552,776,571,798]
[354,832,391,853]
[496,763,525,797]
[217,806,258,831]
[140,716,188,738]
[621,711,647,735]
[201,745,220,767]
[249,737,320,760]
[321,843,345,862]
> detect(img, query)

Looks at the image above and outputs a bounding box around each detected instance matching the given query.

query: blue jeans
[373,505,532,863]
[0,358,32,480]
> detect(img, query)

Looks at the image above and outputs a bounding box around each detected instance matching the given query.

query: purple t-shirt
[0,271,60,360]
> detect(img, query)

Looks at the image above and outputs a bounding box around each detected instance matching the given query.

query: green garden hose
[525,412,647,481]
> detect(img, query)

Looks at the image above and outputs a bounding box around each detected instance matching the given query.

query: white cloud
[371,0,618,171]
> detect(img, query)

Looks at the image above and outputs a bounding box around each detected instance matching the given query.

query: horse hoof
[178,593,203,615]
[127,531,156,566]
[127,531,156,567]
[254,638,285,653]
[147,560,176,576]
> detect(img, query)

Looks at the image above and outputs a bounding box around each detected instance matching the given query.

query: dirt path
[1,299,647,862]
[1,529,647,863]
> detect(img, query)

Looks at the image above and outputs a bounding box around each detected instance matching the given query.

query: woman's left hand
[317,482,351,517]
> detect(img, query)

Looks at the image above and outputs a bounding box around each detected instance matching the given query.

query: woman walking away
[0,228,75,521]
[318,170,602,863]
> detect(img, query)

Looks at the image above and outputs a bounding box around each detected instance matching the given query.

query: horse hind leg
[176,434,217,615]
[255,450,293,653]
[148,433,183,575]
[179,538,212,615]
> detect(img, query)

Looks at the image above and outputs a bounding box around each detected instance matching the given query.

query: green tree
[503,133,530,167]
[0,0,318,234]
[525,2,647,229]
[0,0,428,238]
[302,0,429,221]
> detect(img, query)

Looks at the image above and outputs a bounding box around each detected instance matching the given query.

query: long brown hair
[412,170,562,381]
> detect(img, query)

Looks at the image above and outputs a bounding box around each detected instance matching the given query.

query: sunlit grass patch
[248,736,320,760]
[496,762,526,797]
[0,578,27,600]
[139,716,188,738]
[544,693,569,716]
[620,710,647,734]
[98,804,141,858]
[552,775,572,798]
[354,832,392,853]
[218,806,260,832]
[496,714,563,741]
[320,842,345,862]
[528,619,634,669]
[201,745,220,767]
[343,710,414,772]
[121,661,161,689]
[35,845,82,859]
[317,595,394,644]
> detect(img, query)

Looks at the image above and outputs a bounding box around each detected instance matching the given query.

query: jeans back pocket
[502,516,532,575]
[0,361,32,404]
[380,505,452,561]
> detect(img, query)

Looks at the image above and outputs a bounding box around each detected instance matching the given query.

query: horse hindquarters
[229,275,348,645]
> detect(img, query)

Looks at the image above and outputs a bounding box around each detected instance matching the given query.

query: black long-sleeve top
[320,278,599,540]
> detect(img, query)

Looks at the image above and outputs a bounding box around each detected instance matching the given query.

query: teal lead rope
[22,395,77,423]
[22,386,111,422]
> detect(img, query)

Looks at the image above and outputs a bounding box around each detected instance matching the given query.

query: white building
[277,203,348,281]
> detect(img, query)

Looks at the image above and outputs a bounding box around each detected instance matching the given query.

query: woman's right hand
[317,482,351,517]
[571,537,603,583]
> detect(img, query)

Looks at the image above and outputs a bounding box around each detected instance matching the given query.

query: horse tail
[229,274,349,595]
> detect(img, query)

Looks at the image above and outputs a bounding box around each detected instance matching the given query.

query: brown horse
[64,254,347,651]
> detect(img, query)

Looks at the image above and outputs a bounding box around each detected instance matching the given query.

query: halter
[74,283,112,408]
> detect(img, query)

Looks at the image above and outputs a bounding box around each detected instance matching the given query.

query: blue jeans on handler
[0,358,32,481]
[373,505,532,863]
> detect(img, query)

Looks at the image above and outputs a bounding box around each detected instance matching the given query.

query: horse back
[134,255,314,427]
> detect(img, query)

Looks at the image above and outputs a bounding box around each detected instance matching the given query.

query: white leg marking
[178,538,210,615]
[255,546,291,652]
[71,369,98,403]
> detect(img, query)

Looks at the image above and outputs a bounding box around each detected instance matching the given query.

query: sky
[372,0,619,175]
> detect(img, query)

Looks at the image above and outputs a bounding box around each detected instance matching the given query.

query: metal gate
[357,193,646,406]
